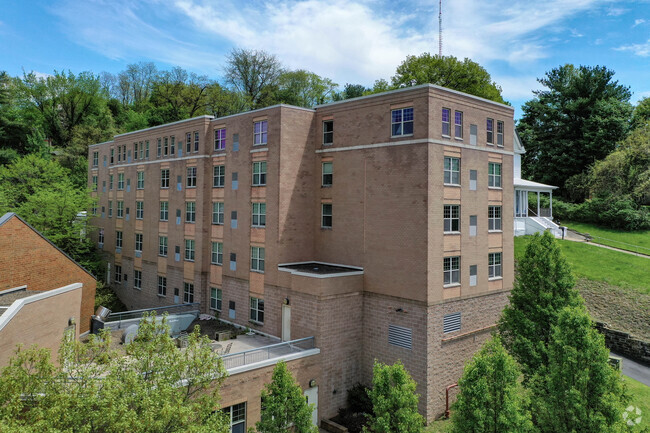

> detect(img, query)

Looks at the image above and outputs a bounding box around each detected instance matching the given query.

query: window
[92,151,99,167]
[488,206,502,231]
[134,270,142,290]
[117,201,124,218]
[194,131,199,152]
[139,141,144,159]
[444,205,460,232]
[163,137,169,156]
[454,111,463,138]
[108,201,113,218]
[117,146,121,162]
[250,297,264,323]
[211,242,223,265]
[116,231,123,248]
[252,161,267,186]
[109,175,114,190]
[118,173,124,190]
[391,107,413,136]
[184,282,194,303]
[160,201,169,221]
[488,162,502,188]
[114,264,122,283]
[145,140,149,158]
[185,166,197,188]
[323,120,333,145]
[210,287,222,311]
[110,148,114,164]
[497,121,504,146]
[252,202,266,227]
[251,246,265,272]
[185,239,195,261]
[214,128,226,151]
[91,204,97,216]
[98,229,104,244]
[322,162,333,187]
[134,142,138,160]
[157,138,162,157]
[170,136,175,155]
[487,118,494,144]
[135,233,143,252]
[223,403,246,433]
[254,120,268,146]
[159,236,168,257]
[212,202,224,225]
[185,202,196,223]
[186,132,191,153]
[158,276,167,296]
[92,176,98,191]
[136,201,144,219]
[444,256,460,286]
[137,171,144,189]
[442,108,451,136]
[489,252,502,279]
[444,157,460,185]
[122,146,126,162]
[161,169,170,188]
[321,203,333,228]
[213,165,225,188]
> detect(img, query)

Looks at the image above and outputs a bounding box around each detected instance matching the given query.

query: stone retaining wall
[595,322,650,366]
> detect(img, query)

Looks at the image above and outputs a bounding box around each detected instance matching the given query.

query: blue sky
[1,0,649,117]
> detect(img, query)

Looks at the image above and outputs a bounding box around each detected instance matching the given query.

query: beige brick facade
[88,84,515,423]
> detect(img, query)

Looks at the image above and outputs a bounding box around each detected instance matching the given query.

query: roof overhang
[514,178,558,192]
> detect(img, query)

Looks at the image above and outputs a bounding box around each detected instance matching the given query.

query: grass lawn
[563,221,650,255]
[425,418,452,433]
[514,237,650,295]
[623,377,649,430]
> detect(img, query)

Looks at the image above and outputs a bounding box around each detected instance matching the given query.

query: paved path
[612,351,650,387]
[562,230,650,259]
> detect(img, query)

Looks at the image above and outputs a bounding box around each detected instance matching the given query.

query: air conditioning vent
[388,324,412,350]
[443,312,461,334]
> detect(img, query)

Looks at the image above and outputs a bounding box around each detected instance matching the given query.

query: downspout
[445,383,458,418]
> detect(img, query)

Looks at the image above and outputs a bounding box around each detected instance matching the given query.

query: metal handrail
[105,303,200,322]
[222,336,315,369]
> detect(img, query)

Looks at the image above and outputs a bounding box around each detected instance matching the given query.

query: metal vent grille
[388,325,412,350]
[443,312,461,334]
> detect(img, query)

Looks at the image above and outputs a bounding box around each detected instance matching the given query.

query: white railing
[222,337,315,370]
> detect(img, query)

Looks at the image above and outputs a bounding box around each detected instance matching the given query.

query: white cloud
[615,39,650,56]
[607,7,628,16]
[570,28,584,37]
[633,18,646,27]
[633,90,650,104]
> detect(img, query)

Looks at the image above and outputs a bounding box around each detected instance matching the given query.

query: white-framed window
[110,148,114,164]
[158,275,167,296]
[444,157,460,185]
[487,118,494,144]
[211,242,223,265]
[145,140,149,158]
[91,204,97,216]
[214,128,226,151]
[223,402,246,433]
[442,108,451,136]
[489,252,502,279]
[444,205,460,233]
[322,203,332,228]
[134,270,142,290]
[117,173,125,190]
[444,256,460,286]
[114,264,122,283]
[212,202,224,225]
[139,141,144,159]
[185,202,196,223]
[160,169,170,188]
[497,121,504,146]
[213,165,225,188]
[184,282,194,303]
[135,233,143,252]
[323,120,333,145]
[136,201,144,220]
[210,287,222,311]
[134,142,138,160]
[454,111,463,139]
[137,171,144,189]
[185,239,195,261]
[98,229,104,244]
[160,201,169,221]
[92,175,98,191]
[92,151,99,167]
[254,120,268,146]
[252,202,266,227]
[194,131,199,152]
[115,231,123,248]
[186,166,197,188]
[117,201,124,218]
[250,297,264,323]
[252,161,267,186]
[109,174,114,190]
[322,162,333,187]
[488,206,502,231]
[251,246,265,272]
[159,236,168,257]
[391,107,413,137]
[108,201,113,218]
[488,162,502,188]
[186,132,192,153]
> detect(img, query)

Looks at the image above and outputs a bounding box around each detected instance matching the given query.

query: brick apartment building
[88,84,514,424]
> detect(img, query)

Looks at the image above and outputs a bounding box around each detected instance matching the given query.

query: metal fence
[222,336,315,370]
[105,303,200,323]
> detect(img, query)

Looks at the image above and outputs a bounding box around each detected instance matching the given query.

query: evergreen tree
[256,361,318,433]
[363,360,424,433]
[498,231,580,380]
[452,336,532,433]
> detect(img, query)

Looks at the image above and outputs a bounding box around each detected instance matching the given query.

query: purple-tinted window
[442,108,451,136]
[487,118,494,144]
[254,120,268,145]
[454,111,463,138]
[214,128,226,151]
[391,107,413,136]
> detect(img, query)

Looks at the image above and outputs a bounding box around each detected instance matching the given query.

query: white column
[537,192,540,217]
[550,191,553,218]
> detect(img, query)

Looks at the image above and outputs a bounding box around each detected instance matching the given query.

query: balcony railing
[222,336,316,370]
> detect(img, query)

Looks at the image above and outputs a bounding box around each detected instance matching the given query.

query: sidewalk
[612,351,650,387]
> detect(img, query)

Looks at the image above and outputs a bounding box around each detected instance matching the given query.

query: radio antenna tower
[438,0,443,56]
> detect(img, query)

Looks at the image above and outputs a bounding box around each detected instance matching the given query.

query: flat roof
[278,261,363,277]
[0,289,38,306]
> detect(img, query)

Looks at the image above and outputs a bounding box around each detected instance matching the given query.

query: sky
[1,0,649,117]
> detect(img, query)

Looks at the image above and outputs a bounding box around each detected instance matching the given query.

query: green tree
[631,96,650,130]
[0,71,33,159]
[256,361,317,433]
[0,314,230,432]
[498,231,580,380]
[148,67,214,124]
[224,48,283,110]
[274,69,338,108]
[518,64,633,194]
[531,305,627,433]
[364,360,424,433]
[391,54,506,104]
[451,336,532,433]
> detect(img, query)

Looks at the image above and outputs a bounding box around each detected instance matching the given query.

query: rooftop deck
[222,335,317,372]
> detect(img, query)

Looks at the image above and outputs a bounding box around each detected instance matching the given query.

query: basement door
[282,304,291,341]
[304,386,319,427]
